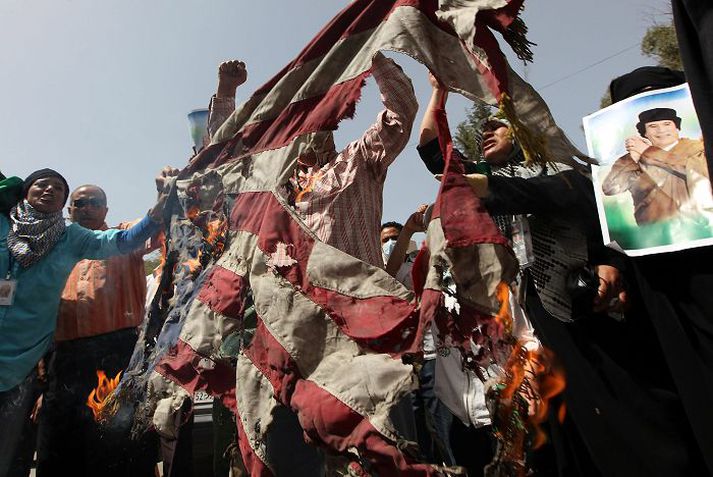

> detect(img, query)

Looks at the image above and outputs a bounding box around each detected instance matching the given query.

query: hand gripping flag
[113,1,576,475]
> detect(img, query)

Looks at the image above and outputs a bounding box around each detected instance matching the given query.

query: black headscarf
[609,66,686,103]
[22,168,70,204]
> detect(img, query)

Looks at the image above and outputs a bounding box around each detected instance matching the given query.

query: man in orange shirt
[36,183,164,476]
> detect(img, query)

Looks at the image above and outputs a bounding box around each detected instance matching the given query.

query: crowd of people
[0,27,712,477]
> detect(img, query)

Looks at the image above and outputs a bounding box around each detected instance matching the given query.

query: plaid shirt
[209,56,417,267]
[208,95,235,140]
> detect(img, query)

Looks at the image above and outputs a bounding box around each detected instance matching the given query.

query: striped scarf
[7,200,66,268]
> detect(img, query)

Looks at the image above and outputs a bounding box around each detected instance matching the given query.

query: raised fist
[217,60,247,97]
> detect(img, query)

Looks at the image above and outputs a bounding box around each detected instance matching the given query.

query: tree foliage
[600,90,613,109]
[600,20,681,109]
[454,100,494,160]
[641,24,682,71]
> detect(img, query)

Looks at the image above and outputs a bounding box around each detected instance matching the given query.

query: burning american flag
[114,0,577,475]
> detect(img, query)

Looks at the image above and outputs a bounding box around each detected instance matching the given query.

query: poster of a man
[584,84,713,256]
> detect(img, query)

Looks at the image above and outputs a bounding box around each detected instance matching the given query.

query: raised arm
[418,72,447,147]
[416,73,482,175]
[351,53,417,172]
[208,60,247,139]
[74,167,177,259]
[385,205,427,277]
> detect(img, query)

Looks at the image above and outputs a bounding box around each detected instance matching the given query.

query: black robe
[484,171,710,477]
[672,0,713,179]
[418,140,712,476]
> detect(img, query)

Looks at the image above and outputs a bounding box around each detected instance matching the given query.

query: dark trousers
[0,371,38,477]
[265,405,324,476]
[449,422,495,477]
[36,328,156,477]
[212,399,242,477]
[159,409,194,477]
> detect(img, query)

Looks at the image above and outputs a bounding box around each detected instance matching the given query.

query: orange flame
[295,171,324,203]
[183,251,203,274]
[153,230,167,279]
[498,345,566,450]
[486,343,566,476]
[529,348,566,449]
[186,206,201,220]
[180,217,227,274]
[557,402,567,424]
[494,281,513,334]
[205,218,228,254]
[86,370,122,421]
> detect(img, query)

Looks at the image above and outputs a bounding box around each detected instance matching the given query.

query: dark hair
[381,221,403,232]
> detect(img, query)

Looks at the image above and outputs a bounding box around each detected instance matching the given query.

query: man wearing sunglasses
[35,183,165,476]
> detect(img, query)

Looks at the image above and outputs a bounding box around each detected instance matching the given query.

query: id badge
[0,279,17,306]
[510,215,535,269]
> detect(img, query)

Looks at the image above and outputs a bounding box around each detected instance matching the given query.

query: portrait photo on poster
[583,83,713,256]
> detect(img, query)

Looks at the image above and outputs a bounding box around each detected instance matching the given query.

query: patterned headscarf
[7,200,66,268]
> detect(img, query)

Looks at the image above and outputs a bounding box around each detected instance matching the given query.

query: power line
[538,43,640,90]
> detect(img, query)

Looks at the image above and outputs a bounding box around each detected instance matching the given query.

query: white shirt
[392,254,437,360]
[434,287,539,427]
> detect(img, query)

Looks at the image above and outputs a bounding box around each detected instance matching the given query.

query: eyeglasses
[72,198,106,208]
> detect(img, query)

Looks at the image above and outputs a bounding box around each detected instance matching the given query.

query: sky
[0,0,671,228]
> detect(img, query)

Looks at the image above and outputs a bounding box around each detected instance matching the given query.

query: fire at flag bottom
[103,0,581,475]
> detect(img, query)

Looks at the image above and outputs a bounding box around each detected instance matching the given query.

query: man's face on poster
[644,119,680,149]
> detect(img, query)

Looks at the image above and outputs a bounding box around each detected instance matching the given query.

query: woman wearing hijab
[606,66,713,476]
[0,167,175,476]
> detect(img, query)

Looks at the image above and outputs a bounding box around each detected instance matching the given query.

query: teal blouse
[0,215,124,391]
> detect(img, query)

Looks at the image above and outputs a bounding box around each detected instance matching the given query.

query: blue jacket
[0,213,158,391]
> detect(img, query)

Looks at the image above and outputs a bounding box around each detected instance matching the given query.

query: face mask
[382,239,397,260]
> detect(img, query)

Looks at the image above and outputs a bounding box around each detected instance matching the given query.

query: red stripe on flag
[230,191,313,290]
[197,265,249,319]
[242,72,370,152]
[243,321,437,476]
[252,0,440,97]
[433,99,509,248]
[155,339,236,410]
[291,379,438,476]
[309,286,422,355]
[230,192,422,355]
[235,408,275,477]
[184,136,241,175]
[242,320,300,405]
[196,0,450,164]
